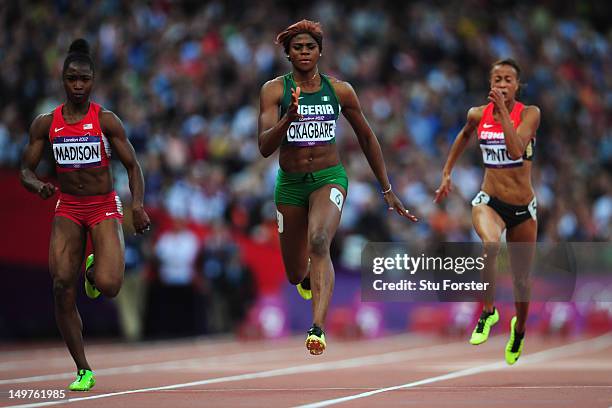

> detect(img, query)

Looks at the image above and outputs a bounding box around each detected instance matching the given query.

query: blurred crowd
[1,1,610,335]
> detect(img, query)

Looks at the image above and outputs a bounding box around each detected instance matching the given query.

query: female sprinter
[258,20,417,355]
[20,39,151,390]
[434,59,540,365]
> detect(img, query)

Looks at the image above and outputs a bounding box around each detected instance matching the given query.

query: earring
[286,55,291,61]
[319,53,322,57]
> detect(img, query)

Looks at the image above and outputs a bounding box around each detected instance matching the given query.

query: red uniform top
[49,102,111,173]
[477,102,534,169]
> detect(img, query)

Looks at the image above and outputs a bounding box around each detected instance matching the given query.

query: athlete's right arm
[20,113,57,199]
[257,79,301,157]
[434,107,482,203]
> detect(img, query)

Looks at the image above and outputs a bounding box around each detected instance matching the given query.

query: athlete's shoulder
[467,105,487,124]
[98,107,124,133]
[30,112,53,135]
[327,77,355,106]
[260,77,285,106]
[326,76,351,92]
[522,104,541,116]
[261,76,285,92]
[99,107,119,121]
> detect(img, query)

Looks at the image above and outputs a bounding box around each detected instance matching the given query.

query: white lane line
[0,333,422,362]
[0,333,427,383]
[0,335,272,363]
[97,385,612,393]
[295,333,612,408]
[0,346,300,385]
[0,340,268,368]
[0,333,420,371]
[2,338,479,408]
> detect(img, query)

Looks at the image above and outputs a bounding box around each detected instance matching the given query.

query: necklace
[293,71,319,84]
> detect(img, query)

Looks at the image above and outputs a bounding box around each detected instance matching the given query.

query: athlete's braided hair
[63,38,95,75]
[276,20,323,55]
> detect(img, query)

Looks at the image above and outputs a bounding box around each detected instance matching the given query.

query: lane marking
[0,346,300,385]
[0,333,427,380]
[2,338,480,408]
[295,333,612,408]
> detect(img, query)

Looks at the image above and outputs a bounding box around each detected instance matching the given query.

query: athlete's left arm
[334,80,417,222]
[490,90,540,160]
[100,110,151,234]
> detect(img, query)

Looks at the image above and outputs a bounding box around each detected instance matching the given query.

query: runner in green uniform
[258,19,417,355]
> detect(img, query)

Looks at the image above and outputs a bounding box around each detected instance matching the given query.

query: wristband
[381,185,392,195]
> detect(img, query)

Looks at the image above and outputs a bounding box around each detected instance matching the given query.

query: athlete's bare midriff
[279,144,340,173]
[482,163,534,205]
[57,167,113,196]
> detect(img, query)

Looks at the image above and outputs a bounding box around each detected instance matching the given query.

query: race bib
[53,136,102,169]
[286,119,336,146]
[480,143,523,168]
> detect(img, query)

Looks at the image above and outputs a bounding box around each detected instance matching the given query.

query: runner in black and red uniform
[20,39,151,391]
[434,59,540,365]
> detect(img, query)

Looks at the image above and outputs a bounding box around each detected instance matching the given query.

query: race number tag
[330,187,344,212]
[277,210,284,233]
[471,191,491,207]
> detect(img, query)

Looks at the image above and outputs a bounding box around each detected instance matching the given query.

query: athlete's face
[489,64,519,102]
[63,62,94,105]
[288,33,320,71]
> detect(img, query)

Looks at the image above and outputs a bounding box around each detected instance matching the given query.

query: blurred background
[0,0,610,343]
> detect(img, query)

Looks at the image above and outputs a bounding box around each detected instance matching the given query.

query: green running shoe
[68,369,95,391]
[84,254,100,299]
[305,324,326,355]
[469,308,499,345]
[505,316,525,365]
[296,277,312,300]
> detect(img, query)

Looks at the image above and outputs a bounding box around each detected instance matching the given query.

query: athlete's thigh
[472,204,505,243]
[506,218,537,289]
[90,218,125,281]
[276,204,309,281]
[308,184,346,240]
[49,217,87,283]
[506,218,537,243]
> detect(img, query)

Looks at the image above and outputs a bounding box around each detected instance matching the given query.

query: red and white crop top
[49,102,111,172]
[477,102,535,169]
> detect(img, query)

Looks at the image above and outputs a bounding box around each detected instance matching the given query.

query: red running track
[1,332,611,408]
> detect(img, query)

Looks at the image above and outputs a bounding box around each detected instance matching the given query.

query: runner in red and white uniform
[434,59,541,365]
[20,39,151,391]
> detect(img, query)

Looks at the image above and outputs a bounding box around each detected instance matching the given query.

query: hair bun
[68,38,90,55]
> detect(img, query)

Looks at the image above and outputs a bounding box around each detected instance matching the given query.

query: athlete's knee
[481,239,501,258]
[95,274,123,298]
[480,233,501,244]
[512,275,530,293]
[52,278,76,307]
[288,274,303,285]
[309,230,330,257]
[285,260,309,285]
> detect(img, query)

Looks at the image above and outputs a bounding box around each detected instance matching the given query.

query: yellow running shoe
[296,277,312,300]
[84,254,100,299]
[68,369,96,391]
[505,316,525,365]
[305,325,326,355]
[469,308,499,345]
